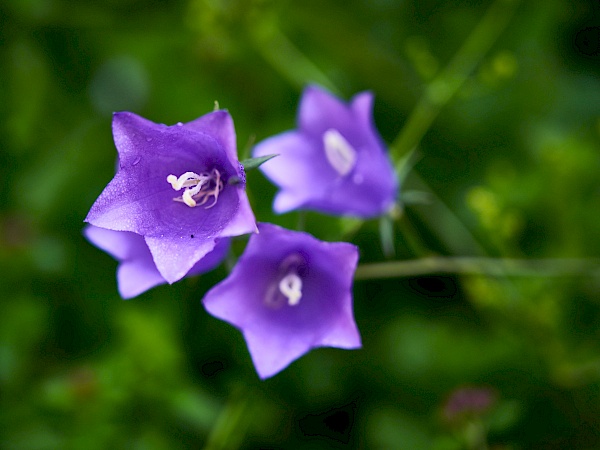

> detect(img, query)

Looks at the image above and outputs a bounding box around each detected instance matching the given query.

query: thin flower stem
[252,23,340,94]
[203,385,253,450]
[389,0,522,164]
[354,257,600,280]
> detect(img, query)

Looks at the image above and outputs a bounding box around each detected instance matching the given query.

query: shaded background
[1,0,600,448]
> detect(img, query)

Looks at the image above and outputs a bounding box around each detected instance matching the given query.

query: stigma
[166,168,224,208]
[323,129,357,176]
[279,273,302,306]
[264,253,307,309]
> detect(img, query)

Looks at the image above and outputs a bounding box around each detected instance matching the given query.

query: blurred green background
[1,0,600,448]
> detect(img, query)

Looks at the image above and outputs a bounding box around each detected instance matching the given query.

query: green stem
[355,257,600,280]
[390,0,522,163]
[252,23,339,94]
[203,385,253,450]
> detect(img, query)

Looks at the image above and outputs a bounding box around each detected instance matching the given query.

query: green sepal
[240,154,278,171]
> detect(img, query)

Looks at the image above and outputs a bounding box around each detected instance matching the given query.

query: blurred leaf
[5,39,49,151]
[366,406,432,450]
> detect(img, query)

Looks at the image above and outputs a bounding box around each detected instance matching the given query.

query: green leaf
[240,154,278,170]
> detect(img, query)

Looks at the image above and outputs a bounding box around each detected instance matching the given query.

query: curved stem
[390,0,522,163]
[252,23,339,94]
[355,257,600,280]
[203,385,253,450]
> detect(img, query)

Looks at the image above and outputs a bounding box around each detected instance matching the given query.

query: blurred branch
[252,22,340,94]
[390,0,522,164]
[203,385,253,450]
[355,257,600,280]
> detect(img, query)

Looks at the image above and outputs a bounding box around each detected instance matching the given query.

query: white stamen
[323,129,357,176]
[166,169,223,208]
[279,273,303,306]
[167,172,209,191]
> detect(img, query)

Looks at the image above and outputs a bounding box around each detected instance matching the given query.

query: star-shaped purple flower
[85,110,257,284]
[253,85,398,218]
[203,223,361,379]
[84,225,230,299]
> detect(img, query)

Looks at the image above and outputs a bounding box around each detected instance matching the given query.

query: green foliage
[1,0,600,448]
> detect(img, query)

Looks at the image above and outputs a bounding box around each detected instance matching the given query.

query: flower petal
[86,112,240,238]
[187,238,231,276]
[84,226,166,298]
[183,110,239,172]
[117,258,166,299]
[244,328,317,379]
[254,85,398,217]
[145,235,217,284]
[202,223,361,379]
[83,224,138,261]
[299,85,354,136]
[219,190,258,237]
[253,131,333,191]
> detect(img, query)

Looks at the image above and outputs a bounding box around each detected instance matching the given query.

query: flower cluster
[85,85,398,378]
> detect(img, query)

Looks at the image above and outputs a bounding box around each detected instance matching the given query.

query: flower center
[323,129,357,176]
[278,273,302,306]
[166,168,224,208]
[264,253,308,309]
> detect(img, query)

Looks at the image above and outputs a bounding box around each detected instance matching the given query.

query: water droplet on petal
[132,156,141,166]
[176,122,183,126]
[146,137,152,142]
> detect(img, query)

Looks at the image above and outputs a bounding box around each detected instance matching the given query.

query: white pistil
[279,273,303,306]
[323,129,357,176]
[166,168,223,208]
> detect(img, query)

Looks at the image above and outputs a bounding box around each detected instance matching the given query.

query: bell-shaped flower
[253,85,398,218]
[84,225,230,299]
[202,223,361,379]
[85,110,257,284]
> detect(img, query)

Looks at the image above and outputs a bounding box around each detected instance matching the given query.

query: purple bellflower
[252,85,398,218]
[85,110,257,284]
[84,225,230,299]
[203,223,361,379]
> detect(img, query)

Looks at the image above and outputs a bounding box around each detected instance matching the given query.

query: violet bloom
[253,85,398,218]
[85,110,256,284]
[84,225,230,299]
[203,223,361,379]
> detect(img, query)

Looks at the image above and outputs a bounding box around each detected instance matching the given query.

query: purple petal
[183,110,239,171]
[203,223,360,379]
[83,224,139,260]
[350,91,375,127]
[244,328,320,379]
[145,234,217,284]
[253,85,398,218]
[299,85,355,136]
[85,109,256,296]
[117,258,166,299]
[84,225,230,297]
[186,238,231,276]
[253,131,332,213]
[219,190,259,237]
[84,226,168,299]
[86,112,240,238]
